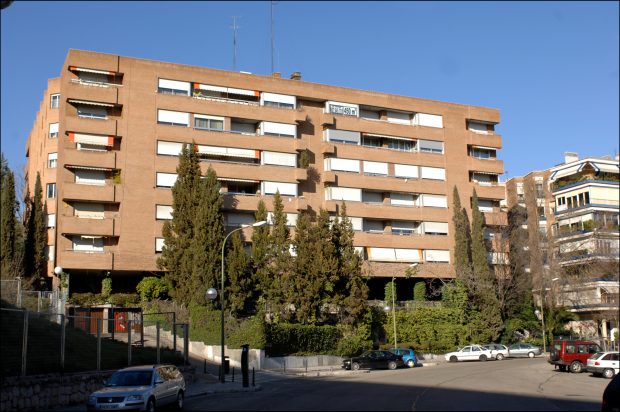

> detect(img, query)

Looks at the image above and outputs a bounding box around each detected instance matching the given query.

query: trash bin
[224,356,230,374]
[241,344,249,388]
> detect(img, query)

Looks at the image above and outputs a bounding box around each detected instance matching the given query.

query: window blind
[156,173,177,187]
[267,212,299,227]
[325,129,361,144]
[414,113,443,128]
[262,151,297,167]
[363,161,388,176]
[155,238,165,252]
[156,205,173,220]
[46,214,56,228]
[326,187,362,201]
[49,123,59,134]
[157,141,183,156]
[362,191,383,203]
[395,248,421,262]
[158,79,191,93]
[394,164,419,178]
[424,249,450,262]
[262,181,297,196]
[260,92,296,107]
[75,169,106,186]
[325,158,360,173]
[74,202,105,219]
[386,111,411,125]
[158,110,189,126]
[390,193,415,206]
[260,122,296,137]
[73,236,104,252]
[418,140,444,153]
[420,166,446,180]
[423,221,448,234]
[422,194,447,208]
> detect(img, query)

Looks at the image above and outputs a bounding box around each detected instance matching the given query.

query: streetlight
[219,220,267,383]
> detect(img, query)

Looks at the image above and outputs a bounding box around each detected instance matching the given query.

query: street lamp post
[219,221,266,383]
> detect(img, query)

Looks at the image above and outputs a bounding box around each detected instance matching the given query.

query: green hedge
[266,323,340,356]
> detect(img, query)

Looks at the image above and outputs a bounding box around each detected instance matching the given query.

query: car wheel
[175,391,184,410]
[407,360,415,368]
[352,362,361,371]
[603,368,615,379]
[496,354,504,361]
[146,398,156,412]
[528,352,535,358]
[388,361,397,370]
[479,355,487,362]
[570,361,583,373]
[449,356,458,363]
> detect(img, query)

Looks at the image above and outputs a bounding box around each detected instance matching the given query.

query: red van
[549,339,602,373]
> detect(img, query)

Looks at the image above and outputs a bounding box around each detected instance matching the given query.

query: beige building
[507,153,619,341]
[25,49,505,298]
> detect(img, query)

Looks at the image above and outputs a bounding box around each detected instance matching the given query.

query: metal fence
[0,308,189,377]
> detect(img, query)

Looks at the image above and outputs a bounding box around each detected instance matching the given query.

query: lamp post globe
[54,266,63,276]
[206,288,217,301]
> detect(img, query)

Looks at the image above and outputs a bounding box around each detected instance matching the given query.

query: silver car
[483,344,510,360]
[508,343,542,358]
[87,364,185,412]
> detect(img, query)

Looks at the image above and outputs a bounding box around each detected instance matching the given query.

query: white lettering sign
[329,104,358,117]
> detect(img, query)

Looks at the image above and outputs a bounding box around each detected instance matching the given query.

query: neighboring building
[24,49,505,298]
[507,152,619,342]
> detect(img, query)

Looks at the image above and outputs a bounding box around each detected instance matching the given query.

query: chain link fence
[0,308,189,377]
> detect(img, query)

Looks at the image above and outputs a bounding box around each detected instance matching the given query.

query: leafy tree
[191,166,224,305]
[101,275,112,298]
[158,143,202,305]
[1,168,19,276]
[226,231,252,316]
[384,280,396,307]
[23,173,47,288]
[136,276,169,301]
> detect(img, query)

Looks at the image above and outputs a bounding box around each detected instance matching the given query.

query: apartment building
[507,153,619,341]
[25,49,505,298]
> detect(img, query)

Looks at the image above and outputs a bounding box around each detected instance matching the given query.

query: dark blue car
[390,348,417,368]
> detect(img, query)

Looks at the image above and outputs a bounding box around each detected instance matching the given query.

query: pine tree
[157,143,202,305]
[251,200,270,301]
[332,203,368,325]
[191,166,224,305]
[226,231,251,316]
[1,169,18,276]
[451,186,472,278]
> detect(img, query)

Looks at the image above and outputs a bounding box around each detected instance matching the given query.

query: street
[183,358,609,411]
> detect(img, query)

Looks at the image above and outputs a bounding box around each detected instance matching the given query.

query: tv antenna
[231,16,241,71]
[271,1,278,73]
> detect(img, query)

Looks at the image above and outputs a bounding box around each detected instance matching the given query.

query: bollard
[283,359,286,373]
[252,367,255,387]
[204,359,207,374]
[232,367,235,382]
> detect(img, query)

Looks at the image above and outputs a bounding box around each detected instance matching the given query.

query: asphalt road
[183,357,610,411]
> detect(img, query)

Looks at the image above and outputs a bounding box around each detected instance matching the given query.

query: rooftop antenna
[271,1,278,73]
[231,16,241,71]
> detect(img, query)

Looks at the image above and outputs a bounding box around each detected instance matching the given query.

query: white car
[587,352,619,379]
[445,345,494,362]
[483,343,510,360]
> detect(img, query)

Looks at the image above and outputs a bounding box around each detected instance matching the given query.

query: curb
[186,384,263,399]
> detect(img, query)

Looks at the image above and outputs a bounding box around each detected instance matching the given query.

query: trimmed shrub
[413,281,426,301]
[266,323,340,356]
[136,277,169,302]
[107,293,140,307]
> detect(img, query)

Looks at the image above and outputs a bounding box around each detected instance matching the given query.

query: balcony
[332,172,446,194]
[62,183,121,203]
[482,208,508,226]
[354,231,449,249]
[468,131,502,149]
[59,250,113,271]
[221,194,307,212]
[65,81,119,105]
[60,216,119,237]
[335,116,444,141]
[473,183,505,200]
[327,201,447,221]
[63,148,117,170]
[64,117,118,137]
[468,157,504,175]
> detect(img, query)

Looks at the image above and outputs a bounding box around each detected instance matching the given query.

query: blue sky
[1,1,618,181]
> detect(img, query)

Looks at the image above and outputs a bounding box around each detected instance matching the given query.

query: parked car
[87,364,185,412]
[548,339,602,373]
[483,344,510,360]
[444,345,493,362]
[601,373,620,412]
[587,352,619,379]
[342,350,404,370]
[508,343,542,358]
[390,348,417,368]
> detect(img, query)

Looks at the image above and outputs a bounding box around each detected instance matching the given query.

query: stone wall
[0,367,195,412]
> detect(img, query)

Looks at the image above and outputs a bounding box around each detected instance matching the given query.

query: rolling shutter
[424,249,450,262]
[74,202,105,219]
[325,129,361,144]
[386,111,411,125]
[156,173,177,187]
[262,151,297,167]
[75,169,106,186]
[362,191,384,203]
[420,167,446,180]
[468,121,488,133]
[157,141,184,156]
[73,236,104,252]
[158,79,191,94]
[395,249,421,262]
[363,161,388,176]
[49,123,59,134]
[260,122,296,137]
[157,110,189,125]
[326,187,362,201]
[423,222,448,234]
[422,194,447,208]
[414,113,443,128]
[156,205,173,220]
[325,158,360,173]
[261,92,296,107]
[262,181,297,196]
[394,164,419,179]
[390,193,415,206]
[418,140,444,153]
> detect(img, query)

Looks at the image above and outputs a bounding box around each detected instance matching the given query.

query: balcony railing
[71,78,122,88]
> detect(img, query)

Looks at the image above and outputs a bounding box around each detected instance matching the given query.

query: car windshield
[107,371,152,387]
[590,352,605,360]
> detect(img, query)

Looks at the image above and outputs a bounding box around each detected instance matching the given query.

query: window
[261,181,297,196]
[413,113,443,128]
[46,183,56,199]
[72,235,104,253]
[157,79,190,95]
[326,129,361,145]
[77,105,107,120]
[536,183,545,199]
[50,94,60,109]
[156,205,173,220]
[260,92,296,109]
[157,110,189,127]
[156,173,177,188]
[155,238,165,253]
[418,140,444,154]
[262,151,297,167]
[194,115,224,131]
[260,122,296,138]
[420,166,446,181]
[75,169,106,186]
[387,139,414,152]
[49,123,59,139]
[47,153,57,168]
[46,214,56,228]
[363,161,388,176]
[157,141,184,156]
[74,202,105,219]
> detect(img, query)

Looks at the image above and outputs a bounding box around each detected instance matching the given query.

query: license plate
[100,405,119,409]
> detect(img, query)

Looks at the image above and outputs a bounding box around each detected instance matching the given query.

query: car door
[606,353,620,373]
[471,345,482,360]
[154,367,174,405]
[460,346,472,360]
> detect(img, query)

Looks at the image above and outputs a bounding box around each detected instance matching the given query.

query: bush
[228,315,267,349]
[188,304,221,345]
[335,333,372,357]
[101,277,112,298]
[413,281,426,301]
[68,293,105,306]
[107,293,140,307]
[136,277,169,302]
[266,323,340,356]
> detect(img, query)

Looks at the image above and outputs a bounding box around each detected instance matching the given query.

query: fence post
[60,314,66,371]
[172,312,177,354]
[37,291,41,313]
[21,311,28,376]
[140,311,144,348]
[16,277,22,308]
[127,320,133,366]
[183,324,189,366]
[156,321,160,364]
[97,318,102,371]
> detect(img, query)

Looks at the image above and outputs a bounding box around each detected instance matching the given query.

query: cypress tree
[23,185,35,279]
[31,173,47,287]
[451,186,472,278]
[0,152,8,184]
[191,166,224,305]
[226,231,251,316]
[158,143,202,305]
[251,200,270,300]
[268,191,291,318]
[332,203,368,325]
[291,211,317,323]
[471,190,490,279]
[1,169,18,276]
